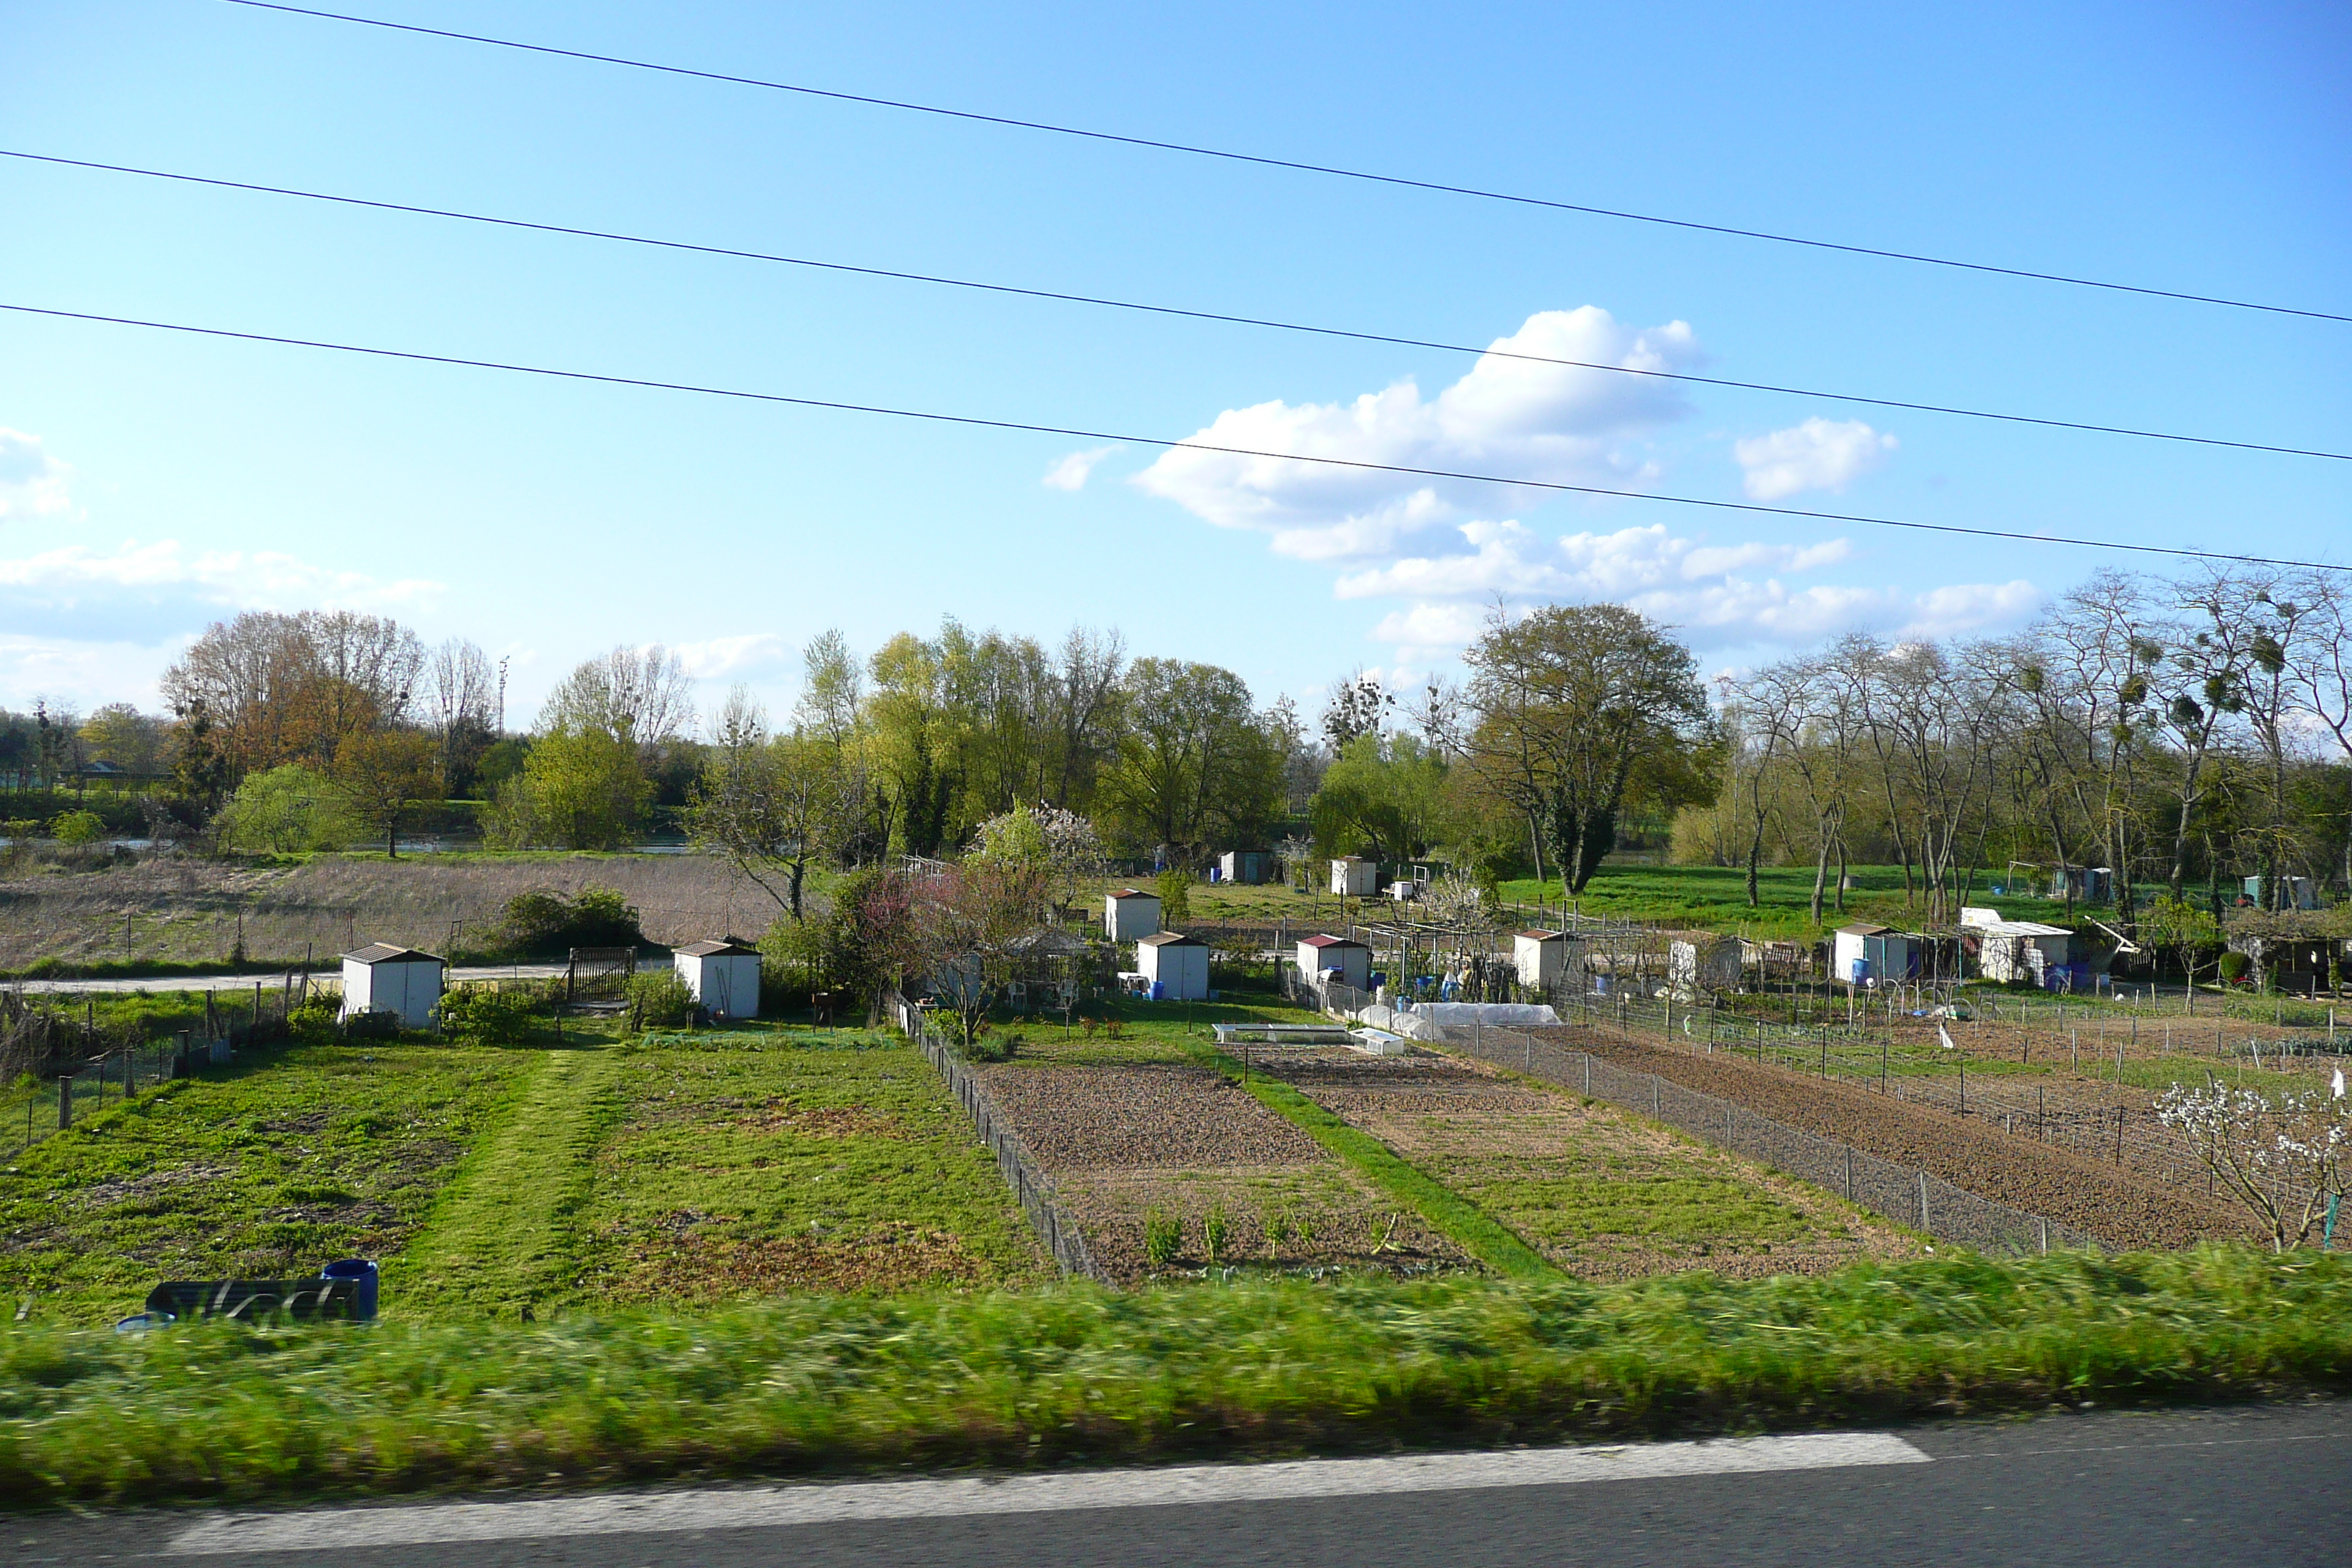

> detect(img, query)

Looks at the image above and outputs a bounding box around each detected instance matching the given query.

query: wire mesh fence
[1446,1022,2103,1256]
[1,981,309,1164]
[1545,987,2339,1207]
[890,995,1106,1283]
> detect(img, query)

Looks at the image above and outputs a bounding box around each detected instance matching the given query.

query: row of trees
[1691,567,2352,924]
[26,562,2352,929]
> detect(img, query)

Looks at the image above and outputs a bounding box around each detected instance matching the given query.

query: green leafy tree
[1096,657,1283,859]
[1465,604,1715,895]
[1310,731,1448,866]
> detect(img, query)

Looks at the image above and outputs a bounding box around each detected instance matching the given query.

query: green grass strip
[4,1248,2351,1507]
[390,1045,623,1319]
[1184,1041,1559,1281]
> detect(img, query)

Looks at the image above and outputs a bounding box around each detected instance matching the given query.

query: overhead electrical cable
[7,149,2340,465]
[6,300,2344,575]
[220,0,2349,326]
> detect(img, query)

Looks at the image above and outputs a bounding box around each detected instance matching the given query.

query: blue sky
[4,0,2347,724]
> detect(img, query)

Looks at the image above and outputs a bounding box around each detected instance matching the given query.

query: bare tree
[685,688,847,921]
[542,644,696,745]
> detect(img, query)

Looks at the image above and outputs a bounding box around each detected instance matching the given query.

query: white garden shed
[339,943,445,1028]
[1104,888,1163,942]
[673,939,761,1020]
[1512,930,1572,990]
[1135,930,1210,1000]
[1297,934,1372,991]
[1330,856,1378,897]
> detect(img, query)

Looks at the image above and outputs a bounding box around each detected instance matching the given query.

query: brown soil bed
[1520,1025,2248,1250]
[976,1065,1325,1169]
[977,1061,1464,1284]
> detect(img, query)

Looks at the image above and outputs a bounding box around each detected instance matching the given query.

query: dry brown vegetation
[0,853,784,969]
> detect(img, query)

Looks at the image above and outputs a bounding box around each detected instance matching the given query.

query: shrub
[288,1000,341,1041]
[498,886,643,955]
[2218,951,2250,984]
[437,984,543,1046]
[49,811,106,846]
[624,970,695,1030]
[1142,1208,1180,1266]
[214,765,355,853]
[1204,1202,1231,1264]
[1155,867,1192,923]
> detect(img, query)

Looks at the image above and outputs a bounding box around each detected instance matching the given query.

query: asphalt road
[12,1401,2348,1567]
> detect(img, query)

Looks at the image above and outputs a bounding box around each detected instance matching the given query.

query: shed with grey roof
[339,943,445,1028]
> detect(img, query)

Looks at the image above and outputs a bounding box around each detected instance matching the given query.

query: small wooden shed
[1330,856,1378,897]
[673,938,761,1019]
[1135,931,1210,1000]
[1104,888,1163,942]
[1667,932,1744,998]
[1297,933,1372,990]
[1832,923,1920,987]
[339,943,445,1028]
[1217,849,1270,885]
[1512,930,1571,990]
[1961,908,2073,985]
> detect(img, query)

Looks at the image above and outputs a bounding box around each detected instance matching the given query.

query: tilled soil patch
[1519,1026,2248,1249]
[1268,1051,1914,1282]
[977,1062,1465,1283]
[976,1065,1325,1169]
[1051,1165,1467,1284]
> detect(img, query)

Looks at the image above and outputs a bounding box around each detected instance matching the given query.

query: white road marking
[168,1432,1929,1554]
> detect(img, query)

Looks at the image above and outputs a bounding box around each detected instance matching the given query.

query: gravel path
[1520,1025,2247,1249]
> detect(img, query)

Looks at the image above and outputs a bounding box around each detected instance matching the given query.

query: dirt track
[1519,1025,2250,1251]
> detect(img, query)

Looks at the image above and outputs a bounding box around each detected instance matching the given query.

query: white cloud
[0,538,442,647]
[0,429,73,521]
[671,632,793,680]
[1733,418,1897,501]
[1335,521,1855,602]
[0,633,186,709]
[1134,307,1701,560]
[1042,445,1118,491]
[1897,580,2043,639]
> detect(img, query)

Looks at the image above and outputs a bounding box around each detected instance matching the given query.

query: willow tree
[1464,604,1714,897]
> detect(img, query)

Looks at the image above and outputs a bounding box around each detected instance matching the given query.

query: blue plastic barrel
[320,1259,379,1322]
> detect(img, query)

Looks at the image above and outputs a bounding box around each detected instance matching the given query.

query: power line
[10,147,2342,467]
[222,0,2349,327]
[7,298,2344,576]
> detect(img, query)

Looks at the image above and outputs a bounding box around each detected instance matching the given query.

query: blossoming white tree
[2154,1079,2349,1251]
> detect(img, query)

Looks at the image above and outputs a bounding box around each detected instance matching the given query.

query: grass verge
[1184,1043,1558,1281]
[3,1248,2348,1507]
[389,1044,626,1320]
[1,1043,535,1324]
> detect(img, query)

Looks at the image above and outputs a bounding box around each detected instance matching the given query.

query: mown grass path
[391,1044,625,1319]
[1183,1042,1561,1281]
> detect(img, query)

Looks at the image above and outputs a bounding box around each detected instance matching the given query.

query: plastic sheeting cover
[1400,1002,1562,1028]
